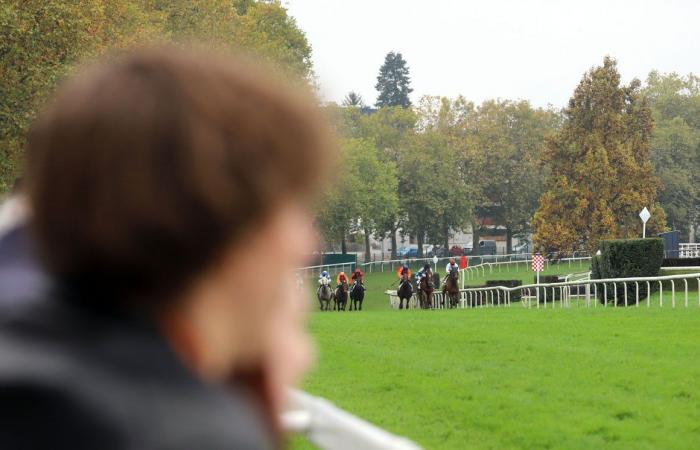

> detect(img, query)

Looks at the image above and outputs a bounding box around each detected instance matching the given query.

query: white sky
[285,0,700,108]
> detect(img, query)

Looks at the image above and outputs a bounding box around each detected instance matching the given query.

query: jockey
[417,263,433,285]
[318,270,331,287]
[444,257,460,283]
[336,271,349,286]
[396,263,412,285]
[351,267,365,284]
[445,258,459,276]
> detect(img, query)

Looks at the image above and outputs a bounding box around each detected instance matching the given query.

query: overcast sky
[286,0,700,108]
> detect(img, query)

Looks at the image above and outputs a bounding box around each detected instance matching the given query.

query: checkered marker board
[531,254,545,272]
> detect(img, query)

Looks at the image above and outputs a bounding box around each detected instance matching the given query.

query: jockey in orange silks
[351,268,364,283]
[396,264,412,285]
[336,272,349,286]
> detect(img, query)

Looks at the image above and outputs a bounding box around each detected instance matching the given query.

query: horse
[334,280,349,311]
[397,277,413,310]
[317,283,334,311]
[418,273,434,309]
[349,280,365,311]
[442,269,460,308]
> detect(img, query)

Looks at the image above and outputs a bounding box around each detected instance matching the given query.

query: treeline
[2,3,698,257]
[0,0,313,192]
[320,54,700,259]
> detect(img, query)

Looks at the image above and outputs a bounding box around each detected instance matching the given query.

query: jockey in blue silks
[319,270,331,288]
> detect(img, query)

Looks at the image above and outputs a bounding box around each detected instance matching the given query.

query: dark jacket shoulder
[0,300,273,450]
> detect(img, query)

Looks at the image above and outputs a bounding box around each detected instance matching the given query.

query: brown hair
[26,47,328,305]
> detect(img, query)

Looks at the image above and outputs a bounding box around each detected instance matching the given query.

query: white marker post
[432,255,438,273]
[639,207,651,238]
[532,253,545,308]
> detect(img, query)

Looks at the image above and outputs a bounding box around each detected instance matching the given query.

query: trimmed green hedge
[592,238,664,306]
[485,280,523,301]
[662,258,700,267]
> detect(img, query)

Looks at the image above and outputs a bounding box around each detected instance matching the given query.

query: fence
[283,390,422,450]
[386,272,700,309]
[679,243,700,258]
[462,256,591,280]
[296,252,590,278]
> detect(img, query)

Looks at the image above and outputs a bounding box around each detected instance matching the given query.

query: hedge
[485,280,523,301]
[531,275,563,302]
[662,258,700,267]
[592,238,664,306]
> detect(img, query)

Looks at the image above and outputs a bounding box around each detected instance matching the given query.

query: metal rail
[283,390,422,450]
[386,272,700,309]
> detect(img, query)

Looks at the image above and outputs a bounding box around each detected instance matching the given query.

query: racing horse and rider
[317,270,334,311]
[349,268,365,311]
[442,258,460,308]
[416,264,435,309]
[334,271,350,311]
[396,263,413,309]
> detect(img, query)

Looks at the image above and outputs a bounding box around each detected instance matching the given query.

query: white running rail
[296,253,591,278]
[283,390,422,450]
[386,272,700,309]
[679,243,700,258]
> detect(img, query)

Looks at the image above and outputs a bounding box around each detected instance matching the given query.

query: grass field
[293,265,700,449]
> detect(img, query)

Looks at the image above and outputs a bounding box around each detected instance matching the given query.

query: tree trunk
[390,225,398,259]
[690,224,695,243]
[341,232,347,254]
[506,227,513,255]
[364,228,371,262]
[443,222,449,255]
[471,219,481,256]
[417,231,424,258]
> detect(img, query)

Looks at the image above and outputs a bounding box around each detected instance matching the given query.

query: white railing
[679,243,700,258]
[297,252,591,278]
[283,390,422,450]
[462,256,591,280]
[386,272,700,309]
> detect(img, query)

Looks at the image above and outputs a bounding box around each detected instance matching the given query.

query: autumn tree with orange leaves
[533,57,666,254]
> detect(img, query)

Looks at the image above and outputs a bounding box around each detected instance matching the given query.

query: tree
[315,141,360,254]
[471,100,559,253]
[397,129,471,258]
[342,91,365,108]
[415,96,474,252]
[533,57,666,254]
[0,1,160,192]
[643,71,700,240]
[0,0,314,193]
[232,0,314,81]
[345,139,398,261]
[359,106,417,257]
[375,51,413,108]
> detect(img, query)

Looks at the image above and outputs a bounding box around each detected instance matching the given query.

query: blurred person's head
[25,46,328,417]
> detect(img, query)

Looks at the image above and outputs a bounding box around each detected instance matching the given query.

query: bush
[592,238,664,306]
[485,280,523,301]
[662,258,700,267]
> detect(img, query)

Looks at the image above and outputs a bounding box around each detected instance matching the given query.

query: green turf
[290,308,700,450]
[294,265,700,449]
